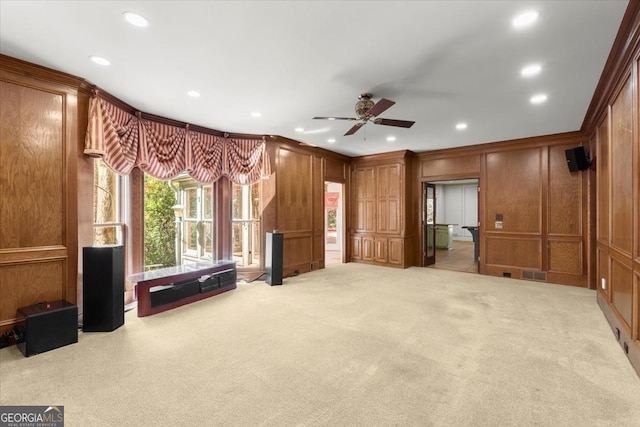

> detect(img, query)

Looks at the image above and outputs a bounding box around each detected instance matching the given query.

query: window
[93,159,124,245]
[142,174,213,270]
[184,187,199,254]
[143,175,177,269]
[203,186,213,254]
[181,184,214,260]
[232,182,261,268]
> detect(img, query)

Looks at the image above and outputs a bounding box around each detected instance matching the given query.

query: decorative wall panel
[610,76,633,255]
[548,145,582,236]
[485,237,541,270]
[277,148,312,232]
[597,116,610,243]
[611,258,633,328]
[0,261,64,322]
[420,155,480,178]
[284,235,313,267]
[485,148,542,234]
[0,82,64,249]
[548,241,582,274]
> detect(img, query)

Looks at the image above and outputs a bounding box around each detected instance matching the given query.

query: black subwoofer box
[16,300,78,357]
[83,245,125,332]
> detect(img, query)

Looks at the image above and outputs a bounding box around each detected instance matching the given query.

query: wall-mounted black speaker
[83,245,124,332]
[265,232,283,286]
[565,147,590,172]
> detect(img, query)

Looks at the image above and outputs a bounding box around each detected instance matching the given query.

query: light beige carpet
[1,263,639,426]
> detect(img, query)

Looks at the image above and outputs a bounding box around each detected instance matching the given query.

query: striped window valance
[186,131,225,183]
[84,96,139,175]
[84,96,271,184]
[138,119,187,180]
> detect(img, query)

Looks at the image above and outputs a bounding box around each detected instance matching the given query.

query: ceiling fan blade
[344,122,365,136]
[367,98,395,117]
[313,116,357,121]
[374,118,415,128]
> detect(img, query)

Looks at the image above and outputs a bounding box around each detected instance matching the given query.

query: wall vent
[521,270,547,282]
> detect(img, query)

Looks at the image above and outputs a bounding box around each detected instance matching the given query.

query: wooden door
[423,183,436,266]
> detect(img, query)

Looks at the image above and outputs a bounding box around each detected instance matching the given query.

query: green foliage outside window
[144,176,176,268]
[327,209,337,229]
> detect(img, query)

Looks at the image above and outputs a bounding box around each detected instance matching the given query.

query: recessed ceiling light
[513,10,539,28]
[456,123,468,130]
[386,136,396,142]
[123,11,149,28]
[530,93,548,104]
[327,138,336,143]
[521,64,542,77]
[251,112,262,117]
[89,55,111,66]
[295,127,304,132]
[187,91,200,98]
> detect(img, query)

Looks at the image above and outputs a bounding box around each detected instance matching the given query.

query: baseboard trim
[597,293,640,378]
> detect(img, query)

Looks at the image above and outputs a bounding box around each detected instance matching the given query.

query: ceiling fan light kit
[313,93,415,136]
[355,93,375,118]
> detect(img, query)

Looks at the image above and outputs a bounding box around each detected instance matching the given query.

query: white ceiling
[0,1,629,157]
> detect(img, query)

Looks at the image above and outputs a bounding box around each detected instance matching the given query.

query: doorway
[422,179,479,273]
[325,182,344,266]
[423,183,436,266]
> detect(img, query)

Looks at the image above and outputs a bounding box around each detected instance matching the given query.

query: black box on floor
[15,300,78,357]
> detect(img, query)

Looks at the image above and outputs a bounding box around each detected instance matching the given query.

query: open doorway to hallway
[325,182,344,266]
[426,179,479,273]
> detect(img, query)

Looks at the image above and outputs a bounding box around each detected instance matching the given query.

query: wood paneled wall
[0,55,91,332]
[416,133,588,287]
[583,1,640,376]
[594,76,639,373]
[263,138,350,277]
[350,151,415,268]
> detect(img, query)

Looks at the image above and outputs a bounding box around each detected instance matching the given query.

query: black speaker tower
[565,146,590,172]
[265,232,283,286]
[83,245,125,331]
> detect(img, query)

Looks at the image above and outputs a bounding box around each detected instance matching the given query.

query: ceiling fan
[313,93,415,136]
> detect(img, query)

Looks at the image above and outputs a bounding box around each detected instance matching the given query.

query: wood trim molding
[269,135,352,162]
[351,149,415,165]
[0,54,89,92]
[416,131,586,160]
[582,0,640,134]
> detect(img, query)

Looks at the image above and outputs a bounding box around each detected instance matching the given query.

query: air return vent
[521,270,547,282]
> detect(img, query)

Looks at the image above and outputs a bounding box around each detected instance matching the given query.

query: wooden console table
[127,260,237,317]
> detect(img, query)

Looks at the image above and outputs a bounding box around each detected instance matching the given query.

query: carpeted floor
[1,263,639,426]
